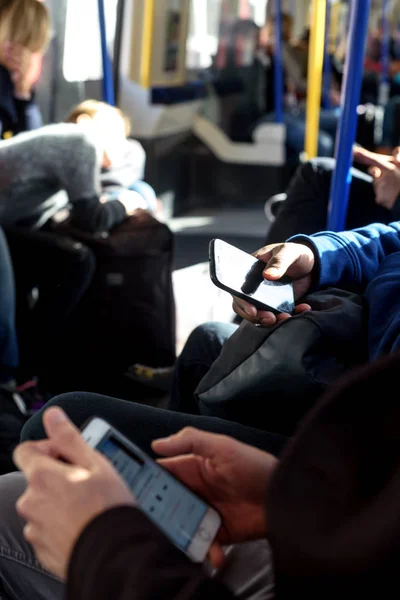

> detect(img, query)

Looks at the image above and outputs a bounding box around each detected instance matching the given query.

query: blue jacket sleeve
[364,252,400,361]
[290,222,400,293]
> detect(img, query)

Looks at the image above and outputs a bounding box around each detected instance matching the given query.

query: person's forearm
[290,222,400,293]
[67,507,234,600]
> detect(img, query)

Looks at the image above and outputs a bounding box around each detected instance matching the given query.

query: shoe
[125,364,174,392]
[0,380,48,417]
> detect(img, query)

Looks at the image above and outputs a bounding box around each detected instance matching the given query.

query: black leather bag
[195,289,367,435]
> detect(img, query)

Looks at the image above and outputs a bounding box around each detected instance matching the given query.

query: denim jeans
[0,473,275,600]
[0,228,18,384]
[168,322,238,415]
[257,109,340,159]
[129,180,158,212]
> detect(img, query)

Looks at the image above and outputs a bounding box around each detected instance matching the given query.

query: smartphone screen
[96,433,210,553]
[211,239,295,314]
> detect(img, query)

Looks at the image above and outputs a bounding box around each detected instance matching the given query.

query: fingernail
[46,408,67,425]
[153,437,169,444]
[265,267,279,274]
[260,318,273,326]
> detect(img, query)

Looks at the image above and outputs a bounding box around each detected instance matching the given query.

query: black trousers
[4,227,95,377]
[21,391,287,458]
[266,158,400,244]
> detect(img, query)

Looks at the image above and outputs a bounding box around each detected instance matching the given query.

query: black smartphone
[209,238,295,315]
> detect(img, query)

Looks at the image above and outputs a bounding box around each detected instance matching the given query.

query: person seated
[0,99,161,401]
[364,19,400,82]
[0,103,154,396]
[265,145,400,244]
[2,211,400,596]
[256,12,340,159]
[64,100,159,214]
[0,110,148,233]
[0,0,50,139]
[7,361,400,600]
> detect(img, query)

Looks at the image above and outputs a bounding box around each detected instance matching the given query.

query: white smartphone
[81,417,222,563]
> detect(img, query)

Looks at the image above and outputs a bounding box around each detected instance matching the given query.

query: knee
[179,322,236,366]
[21,392,83,442]
[0,472,26,507]
[292,159,323,185]
[180,323,219,357]
[130,181,157,211]
[308,157,336,170]
[317,133,335,157]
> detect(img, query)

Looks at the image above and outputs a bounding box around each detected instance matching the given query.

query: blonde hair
[0,0,51,53]
[64,99,131,137]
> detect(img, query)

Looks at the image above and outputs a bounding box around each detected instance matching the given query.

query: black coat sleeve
[67,506,234,600]
[14,95,43,133]
[69,196,127,233]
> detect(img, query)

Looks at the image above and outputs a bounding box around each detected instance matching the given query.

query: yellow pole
[305,0,327,159]
[330,2,340,55]
[140,0,155,88]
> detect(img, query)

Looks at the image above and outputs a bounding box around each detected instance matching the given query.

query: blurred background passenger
[0,0,50,138]
[255,13,339,158]
[64,100,159,214]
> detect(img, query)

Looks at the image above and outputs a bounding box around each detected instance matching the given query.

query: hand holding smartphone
[81,418,221,562]
[209,239,295,315]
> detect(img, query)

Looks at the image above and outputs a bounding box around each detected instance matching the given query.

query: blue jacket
[0,65,42,138]
[293,222,400,361]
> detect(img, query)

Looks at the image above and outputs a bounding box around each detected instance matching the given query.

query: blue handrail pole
[379,0,391,106]
[327,0,371,232]
[98,0,115,106]
[274,0,284,123]
[322,0,332,109]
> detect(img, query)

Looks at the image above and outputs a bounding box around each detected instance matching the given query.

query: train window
[248,0,268,27]
[186,0,222,69]
[63,0,118,82]
[186,0,267,72]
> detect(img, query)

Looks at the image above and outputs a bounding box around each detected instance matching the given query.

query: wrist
[14,88,32,101]
[13,77,32,100]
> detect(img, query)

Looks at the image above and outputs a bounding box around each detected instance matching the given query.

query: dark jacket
[66,351,400,600]
[0,65,42,138]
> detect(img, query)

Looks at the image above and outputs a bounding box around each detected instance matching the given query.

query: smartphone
[81,417,221,562]
[209,238,295,315]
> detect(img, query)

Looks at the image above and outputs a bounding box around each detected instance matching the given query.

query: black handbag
[195,288,367,435]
